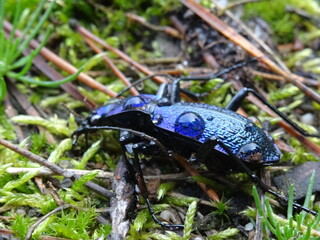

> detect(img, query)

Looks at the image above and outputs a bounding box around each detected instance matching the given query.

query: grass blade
[265,198,277,227]
[0,77,7,101]
[252,186,276,233]
[301,170,315,223]
[311,211,320,229]
[18,0,46,45]
[287,184,294,219]
[0,0,5,60]
[14,0,55,60]
[8,66,83,87]
[6,0,22,63]
[10,26,52,77]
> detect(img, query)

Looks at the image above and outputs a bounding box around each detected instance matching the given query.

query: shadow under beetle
[72,62,319,229]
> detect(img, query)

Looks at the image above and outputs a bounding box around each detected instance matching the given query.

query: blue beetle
[73,75,319,228]
[77,92,281,171]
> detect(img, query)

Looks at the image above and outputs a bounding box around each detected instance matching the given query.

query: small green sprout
[213,197,231,222]
[252,170,320,239]
[157,182,175,200]
[48,208,100,239]
[0,106,15,140]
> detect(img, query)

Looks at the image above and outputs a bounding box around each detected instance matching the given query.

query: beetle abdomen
[152,102,280,165]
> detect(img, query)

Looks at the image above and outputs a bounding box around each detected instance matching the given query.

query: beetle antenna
[115,74,175,98]
[115,58,257,98]
[178,58,258,82]
[71,125,171,160]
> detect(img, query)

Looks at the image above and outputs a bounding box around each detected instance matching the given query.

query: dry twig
[72,21,168,85]
[180,0,320,104]
[84,38,140,96]
[0,138,114,198]
[127,13,182,39]
[24,204,72,240]
[174,153,220,202]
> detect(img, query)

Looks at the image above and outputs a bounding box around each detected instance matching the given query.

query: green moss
[30,133,53,155]
[46,208,105,239]
[10,213,35,239]
[244,0,320,43]
[0,106,16,140]
[0,0,319,239]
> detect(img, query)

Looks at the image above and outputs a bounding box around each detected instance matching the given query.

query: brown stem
[251,69,320,87]
[6,78,55,143]
[24,204,72,240]
[3,20,117,98]
[24,49,97,110]
[127,13,182,39]
[0,138,114,198]
[84,38,139,96]
[169,15,187,35]
[73,22,168,85]
[174,153,220,202]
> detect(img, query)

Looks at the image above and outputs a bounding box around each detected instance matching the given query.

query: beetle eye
[89,114,101,125]
[237,143,262,163]
[123,96,146,110]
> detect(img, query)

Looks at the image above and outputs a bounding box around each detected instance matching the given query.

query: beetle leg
[198,137,318,216]
[165,58,258,103]
[157,80,182,105]
[71,129,90,154]
[169,80,181,104]
[225,87,250,111]
[117,59,256,99]
[119,132,184,229]
[226,87,320,138]
[156,83,170,99]
[131,142,184,229]
[178,58,258,83]
[180,88,208,101]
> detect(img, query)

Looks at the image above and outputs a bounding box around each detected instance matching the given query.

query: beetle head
[71,99,123,147]
[72,95,157,143]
